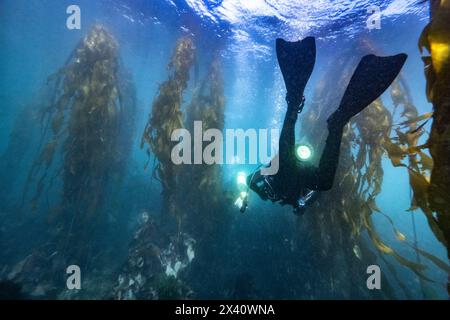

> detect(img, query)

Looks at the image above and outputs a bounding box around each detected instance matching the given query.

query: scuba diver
[242,37,407,215]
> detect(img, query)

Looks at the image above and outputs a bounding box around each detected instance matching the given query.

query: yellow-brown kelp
[356,81,443,291]
[382,77,450,297]
[24,24,132,255]
[181,58,228,240]
[384,78,443,247]
[8,25,135,297]
[298,54,379,298]
[141,36,195,227]
[418,0,450,259]
[298,45,449,298]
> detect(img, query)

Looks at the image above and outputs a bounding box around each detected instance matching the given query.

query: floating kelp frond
[397,112,433,127]
[362,206,437,284]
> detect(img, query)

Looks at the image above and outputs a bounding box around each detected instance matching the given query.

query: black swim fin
[328,53,407,127]
[276,37,316,105]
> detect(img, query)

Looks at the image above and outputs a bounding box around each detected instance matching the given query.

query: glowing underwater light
[295,144,312,161]
[237,171,247,186]
[234,196,244,208]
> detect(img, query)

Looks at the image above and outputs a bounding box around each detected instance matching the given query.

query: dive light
[295,144,313,161]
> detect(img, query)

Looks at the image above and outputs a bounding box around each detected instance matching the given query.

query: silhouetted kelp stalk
[22,24,135,261]
[416,0,450,294]
[418,0,450,261]
[141,36,196,230]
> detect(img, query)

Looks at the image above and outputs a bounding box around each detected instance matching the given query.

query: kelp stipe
[141,36,196,231]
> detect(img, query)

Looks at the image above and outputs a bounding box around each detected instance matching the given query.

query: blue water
[0,0,448,299]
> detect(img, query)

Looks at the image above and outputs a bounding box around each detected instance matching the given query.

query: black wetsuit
[246,37,407,213]
[248,96,344,208]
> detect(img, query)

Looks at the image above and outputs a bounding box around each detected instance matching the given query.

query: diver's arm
[247,170,269,200]
[250,185,269,201]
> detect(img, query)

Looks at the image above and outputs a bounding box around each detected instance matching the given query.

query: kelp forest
[0,0,449,300]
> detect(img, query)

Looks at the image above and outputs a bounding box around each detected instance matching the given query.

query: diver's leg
[276,37,315,170]
[328,53,407,127]
[279,99,303,163]
[313,121,345,190]
[312,53,408,191]
[276,37,316,103]
[247,97,302,201]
